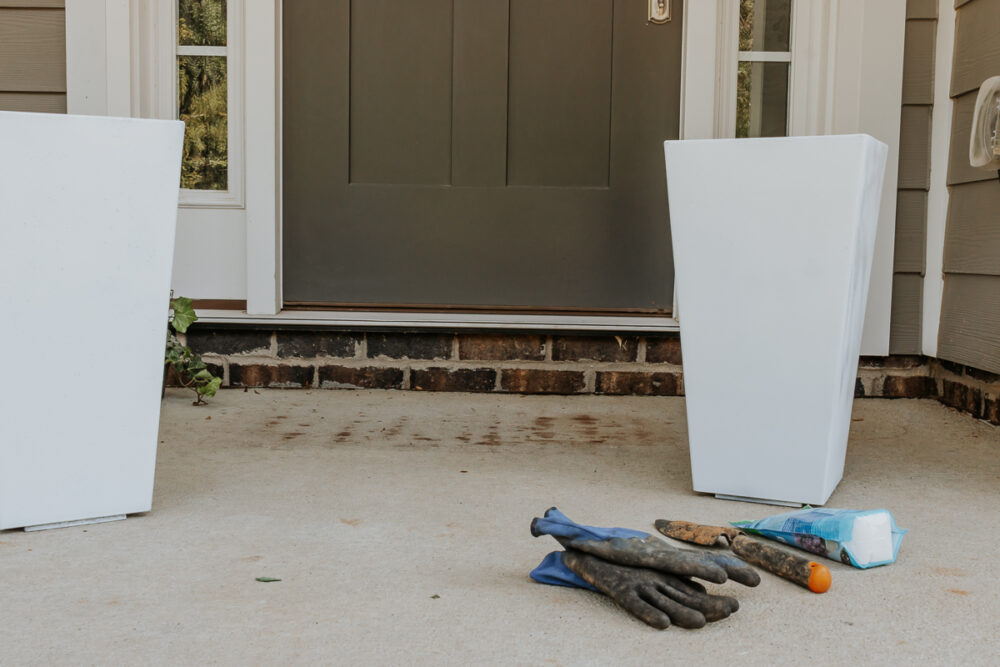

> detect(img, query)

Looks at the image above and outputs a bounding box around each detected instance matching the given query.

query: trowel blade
[654,519,740,546]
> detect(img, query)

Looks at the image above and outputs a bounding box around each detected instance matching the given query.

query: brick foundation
[170,327,1000,425]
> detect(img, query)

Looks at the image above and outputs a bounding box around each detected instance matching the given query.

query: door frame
[64,0,905,350]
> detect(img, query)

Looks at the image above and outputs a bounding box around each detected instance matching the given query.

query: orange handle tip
[808,562,832,594]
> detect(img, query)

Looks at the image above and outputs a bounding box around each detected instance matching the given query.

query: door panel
[507,0,613,187]
[283,0,682,312]
[349,1,453,184]
[452,1,509,187]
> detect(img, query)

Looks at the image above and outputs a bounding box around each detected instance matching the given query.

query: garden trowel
[655,520,831,594]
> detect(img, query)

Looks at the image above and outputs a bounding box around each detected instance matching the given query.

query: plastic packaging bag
[732,508,906,569]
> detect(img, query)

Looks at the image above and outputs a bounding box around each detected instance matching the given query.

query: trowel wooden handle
[730,534,831,594]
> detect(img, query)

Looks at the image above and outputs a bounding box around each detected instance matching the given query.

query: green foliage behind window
[178,56,228,190]
[179,0,227,46]
[178,1,228,191]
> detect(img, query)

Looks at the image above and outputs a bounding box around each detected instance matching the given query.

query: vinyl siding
[939,0,1000,373]
[0,1,65,114]
[890,1,937,354]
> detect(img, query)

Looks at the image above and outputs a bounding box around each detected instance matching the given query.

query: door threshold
[191,308,680,333]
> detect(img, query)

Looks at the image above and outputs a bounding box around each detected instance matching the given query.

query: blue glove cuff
[530,507,649,542]
[529,551,599,592]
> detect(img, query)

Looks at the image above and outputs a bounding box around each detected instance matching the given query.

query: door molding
[244,0,282,314]
[66,0,905,345]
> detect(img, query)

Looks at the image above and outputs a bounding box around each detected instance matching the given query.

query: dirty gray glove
[561,549,740,629]
[531,507,760,587]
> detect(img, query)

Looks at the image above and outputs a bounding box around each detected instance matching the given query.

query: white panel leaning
[0,111,184,530]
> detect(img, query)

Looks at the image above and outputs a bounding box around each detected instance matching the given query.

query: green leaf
[169,296,198,333]
[255,577,281,583]
[197,376,222,398]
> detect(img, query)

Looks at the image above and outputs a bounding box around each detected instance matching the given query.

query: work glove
[531,507,760,587]
[562,549,739,629]
[531,547,743,629]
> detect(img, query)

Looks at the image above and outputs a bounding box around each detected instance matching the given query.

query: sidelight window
[176,0,243,205]
[736,0,792,138]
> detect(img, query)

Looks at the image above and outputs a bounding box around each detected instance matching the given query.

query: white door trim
[244,0,282,315]
[922,0,956,357]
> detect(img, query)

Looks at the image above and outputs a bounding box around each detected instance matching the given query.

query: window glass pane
[736,61,789,138]
[178,0,227,47]
[739,0,791,52]
[178,55,228,190]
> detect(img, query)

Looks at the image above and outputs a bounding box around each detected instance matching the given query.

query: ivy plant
[166,297,222,405]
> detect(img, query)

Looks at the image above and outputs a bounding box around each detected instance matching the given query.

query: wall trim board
[922,0,956,357]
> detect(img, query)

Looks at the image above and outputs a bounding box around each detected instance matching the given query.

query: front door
[282,0,682,313]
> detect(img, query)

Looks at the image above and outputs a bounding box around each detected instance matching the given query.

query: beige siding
[890,274,923,354]
[938,274,1000,371]
[0,1,64,6]
[940,0,1000,373]
[902,20,936,104]
[906,0,938,19]
[0,91,65,112]
[944,180,1000,275]
[950,0,1000,96]
[890,13,936,355]
[0,2,65,113]
[898,106,933,189]
[894,190,927,273]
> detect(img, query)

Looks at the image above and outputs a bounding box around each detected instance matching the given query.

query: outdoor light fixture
[969,75,1000,177]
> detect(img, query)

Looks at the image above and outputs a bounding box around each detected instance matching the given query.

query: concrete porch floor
[2,390,998,665]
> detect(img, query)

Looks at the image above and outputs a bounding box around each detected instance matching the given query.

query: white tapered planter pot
[664,135,888,506]
[0,112,184,530]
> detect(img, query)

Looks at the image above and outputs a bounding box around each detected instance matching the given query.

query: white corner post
[244,0,283,315]
[679,0,733,142]
[827,0,907,356]
[922,0,956,357]
[65,0,133,117]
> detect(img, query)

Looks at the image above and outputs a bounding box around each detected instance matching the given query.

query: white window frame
[166,0,246,209]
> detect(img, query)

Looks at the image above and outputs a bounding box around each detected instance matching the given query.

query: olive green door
[283,0,682,312]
